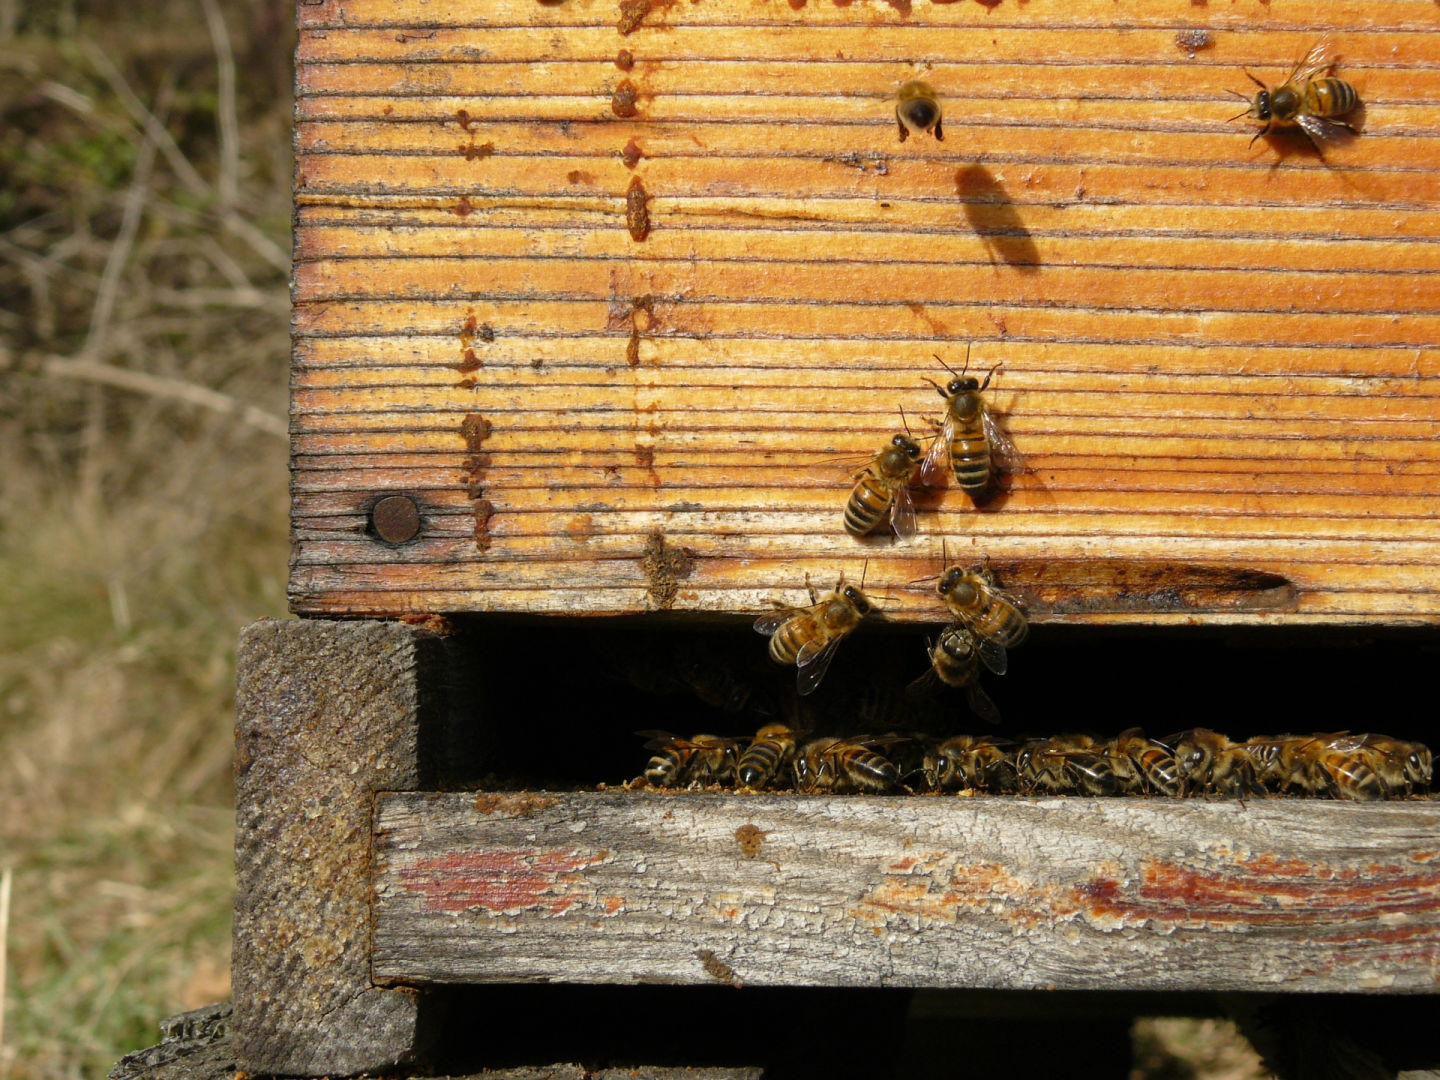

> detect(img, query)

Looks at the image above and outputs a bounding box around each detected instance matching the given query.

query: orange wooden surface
[291,0,1440,623]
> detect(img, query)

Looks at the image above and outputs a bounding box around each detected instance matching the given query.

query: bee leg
[896,117,909,142]
[804,573,818,606]
[933,115,943,142]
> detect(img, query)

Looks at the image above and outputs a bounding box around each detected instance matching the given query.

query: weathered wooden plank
[373,792,1440,993]
[295,0,1440,32]
[233,619,447,1076]
[291,2,1440,621]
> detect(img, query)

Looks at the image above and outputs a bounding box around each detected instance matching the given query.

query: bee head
[940,633,974,661]
[843,585,872,615]
[937,567,963,596]
[1250,89,1272,121]
[948,377,978,395]
[892,434,922,459]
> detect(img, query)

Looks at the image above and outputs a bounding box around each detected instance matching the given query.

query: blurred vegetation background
[0,1,291,1075]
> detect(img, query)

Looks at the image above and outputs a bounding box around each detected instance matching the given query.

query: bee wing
[1296,112,1351,143]
[981,405,1027,478]
[965,684,1003,726]
[635,729,684,750]
[1290,39,1334,85]
[903,665,942,700]
[888,481,918,540]
[918,411,956,488]
[976,635,1009,676]
[753,608,797,636]
[794,634,844,697]
[1326,733,1371,753]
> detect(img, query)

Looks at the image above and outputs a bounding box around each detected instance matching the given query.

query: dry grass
[0,3,291,1077]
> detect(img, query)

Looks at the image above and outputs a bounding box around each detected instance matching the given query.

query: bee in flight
[895,80,943,142]
[906,623,1002,725]
[1229,39,1360,151]
[919,348,1018,502]
[753,572,875,696]
[843,423,923,541]
[935,559,1028,676]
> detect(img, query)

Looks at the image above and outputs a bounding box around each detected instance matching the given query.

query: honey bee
[1348,733,1432,796]
[793,735,899,793]
[1015,734,1116,796]
[1107,727,1183,797]
[1243,732,1333,794]
[636,731,739,788]
[919,349,1016,501]
[753,574,875,696]
[736,722,800,791]
[935,562,1028,676]
[1166,728,1265,799]
[1230,39,1360,150]
[922,734,1016,793]
[895,80,943,142]
[844,432,922,540]
[906,624,1002,726]
[1306,734,1390,802]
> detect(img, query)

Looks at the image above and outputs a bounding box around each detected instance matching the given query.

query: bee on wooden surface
[1243,733,1331,794]
[636,731,739,788]
[1107,727,1183,797]
[919,349,1017,502]
[753,574,875,696]
[793,735,900,794]
[1015,734,1117,796]
[1348,733,1433,796]
[1229,39,1360,150]
[1305,734,1391,802]
[844,431,922,541]
[906,624,1002,726]
[935,562,1028,676]
[737,722,801,791]
[922,734,1016,793]
[896,80,943,143]
[1167,728,1264,799]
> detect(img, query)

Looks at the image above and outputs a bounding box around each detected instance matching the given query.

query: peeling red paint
[851,850,1440,937]
[398,848,607,915]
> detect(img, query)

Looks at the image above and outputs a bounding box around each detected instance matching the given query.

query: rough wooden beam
[374,791,1440,993]
[232,619,448,1076]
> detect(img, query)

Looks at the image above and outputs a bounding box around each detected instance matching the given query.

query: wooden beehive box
[291,0,1440,626]
[243,6,1440,1074]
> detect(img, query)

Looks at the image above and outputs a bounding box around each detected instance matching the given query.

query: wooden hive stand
[229,1,1440,1076]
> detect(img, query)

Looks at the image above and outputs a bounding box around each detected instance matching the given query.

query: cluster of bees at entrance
[628,44,1436,802]
[638,727,1433,803]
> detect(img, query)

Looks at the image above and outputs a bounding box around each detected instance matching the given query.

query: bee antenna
[899,405,913,438]
[1245,70,1266,90]
[860,559,869,590]
[931,353,959,379]
[1226,106,1252,123]
[961,341,972,377]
